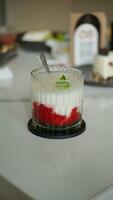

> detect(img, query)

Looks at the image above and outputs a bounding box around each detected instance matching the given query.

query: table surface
[0,49,113,200]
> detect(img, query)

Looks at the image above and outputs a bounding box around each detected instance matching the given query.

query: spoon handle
[39,52,50,73]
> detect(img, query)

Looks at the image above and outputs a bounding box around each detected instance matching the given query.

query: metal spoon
[39,52,50,73]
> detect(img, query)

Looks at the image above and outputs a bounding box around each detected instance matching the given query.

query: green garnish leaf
[56,74,70,89]
[60,75,66,80]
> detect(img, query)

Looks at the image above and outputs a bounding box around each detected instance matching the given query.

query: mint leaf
[56,74,70,89]
[60,75,66,80]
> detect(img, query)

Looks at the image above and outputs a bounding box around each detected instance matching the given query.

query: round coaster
[28,119,86,139]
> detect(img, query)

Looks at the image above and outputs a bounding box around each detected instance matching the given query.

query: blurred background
[0,0,113,32]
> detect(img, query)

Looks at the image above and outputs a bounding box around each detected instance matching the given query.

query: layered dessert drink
[31,66,83,128]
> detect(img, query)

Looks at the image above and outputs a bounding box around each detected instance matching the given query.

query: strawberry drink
[31,66,83,128]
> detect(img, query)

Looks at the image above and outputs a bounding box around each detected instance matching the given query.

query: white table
[0,49,113,200]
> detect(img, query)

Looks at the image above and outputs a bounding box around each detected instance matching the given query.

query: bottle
[74,13,100,66]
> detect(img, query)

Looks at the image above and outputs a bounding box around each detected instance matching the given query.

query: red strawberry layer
[32,102,81,126]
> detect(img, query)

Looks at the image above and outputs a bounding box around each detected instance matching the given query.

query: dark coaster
[28,119,86,139]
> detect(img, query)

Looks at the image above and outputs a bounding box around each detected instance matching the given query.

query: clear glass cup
[31,65,84,129]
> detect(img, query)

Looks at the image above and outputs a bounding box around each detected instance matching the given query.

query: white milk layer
[33,88,83,116]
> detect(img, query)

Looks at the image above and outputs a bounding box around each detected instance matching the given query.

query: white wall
[6,0,113,32]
